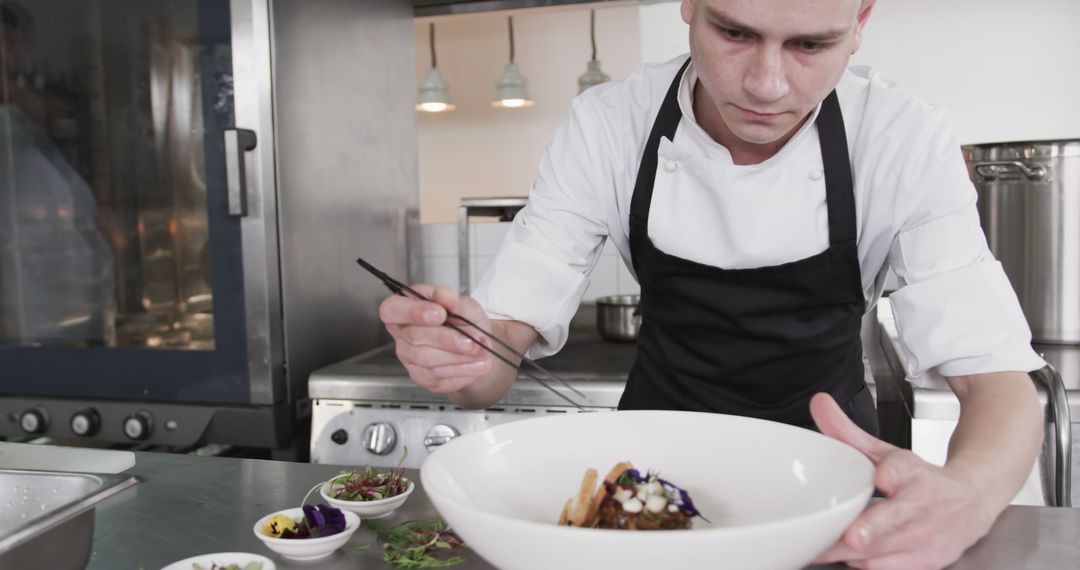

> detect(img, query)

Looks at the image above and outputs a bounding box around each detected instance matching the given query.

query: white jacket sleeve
[885,109,1044,388]
[472,95,620,359]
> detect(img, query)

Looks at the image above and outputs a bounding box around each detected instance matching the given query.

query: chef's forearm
[447,319,540,409]
[944,372,1044,517]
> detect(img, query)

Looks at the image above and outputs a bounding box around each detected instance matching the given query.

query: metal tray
[0,469,137,569]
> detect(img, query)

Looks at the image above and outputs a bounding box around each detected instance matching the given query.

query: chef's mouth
[733,105,786,121]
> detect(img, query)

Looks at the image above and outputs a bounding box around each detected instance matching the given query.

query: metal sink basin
[0,469,136,570]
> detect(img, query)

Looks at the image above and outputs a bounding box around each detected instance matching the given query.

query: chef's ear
[851,0,876,54]
[680,0,695,25]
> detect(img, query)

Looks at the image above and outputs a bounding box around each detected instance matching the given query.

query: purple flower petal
[319,504,346,529]
[303,504,326,529]
[311,523,345,537]
[658,477,706,520]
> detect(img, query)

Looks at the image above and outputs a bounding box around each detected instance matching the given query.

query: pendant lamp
[417,22,454,113]
[577,10,611,94]
[493,16,534,108]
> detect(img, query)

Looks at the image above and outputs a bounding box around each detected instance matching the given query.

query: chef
[379,0,1045,567]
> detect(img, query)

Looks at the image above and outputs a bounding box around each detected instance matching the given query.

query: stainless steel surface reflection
[0,469,136,570]
[0,0,219,350]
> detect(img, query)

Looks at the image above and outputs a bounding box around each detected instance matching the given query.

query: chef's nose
[743,46,789,103]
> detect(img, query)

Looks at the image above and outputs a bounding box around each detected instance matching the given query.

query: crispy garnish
[567,468,598,527]
[584,461,632,527]
[558,499,571,525]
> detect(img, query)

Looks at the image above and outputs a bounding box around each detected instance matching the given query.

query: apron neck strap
[816,91,856,245]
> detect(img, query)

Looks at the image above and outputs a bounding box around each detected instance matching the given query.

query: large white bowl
[420,410,874,570]
[320,479,415,519]
[252,507,360,561]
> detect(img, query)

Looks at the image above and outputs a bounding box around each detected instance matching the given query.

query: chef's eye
[794,40,826,53]
[718,26,749,41]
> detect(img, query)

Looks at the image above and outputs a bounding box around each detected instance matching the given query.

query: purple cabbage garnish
[658,477,710,522]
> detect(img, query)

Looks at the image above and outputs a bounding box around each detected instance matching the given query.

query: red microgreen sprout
[328,446,411,502]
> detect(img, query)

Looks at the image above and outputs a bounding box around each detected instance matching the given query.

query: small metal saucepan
[596,294,641,342]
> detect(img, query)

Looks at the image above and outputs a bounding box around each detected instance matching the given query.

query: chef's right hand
[378,285,494,395]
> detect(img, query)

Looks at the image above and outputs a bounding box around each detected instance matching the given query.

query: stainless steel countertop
[88,451,1079,569]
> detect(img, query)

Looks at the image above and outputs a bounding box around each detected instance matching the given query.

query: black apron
[620,59,878,436]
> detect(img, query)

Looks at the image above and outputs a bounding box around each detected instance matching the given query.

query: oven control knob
[123,412,153,440]
[330,429,349,445]
[70,409,101,437]
[424,424,460,451]
[19,408,48,434]
[362,422,396,456]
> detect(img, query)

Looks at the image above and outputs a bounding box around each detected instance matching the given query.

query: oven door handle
[224,128,258,217]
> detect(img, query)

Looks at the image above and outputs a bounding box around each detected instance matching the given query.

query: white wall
[852,0,1080,144]
[639,1,687,63]
[414,4,641,224]
[638,0,1080,144]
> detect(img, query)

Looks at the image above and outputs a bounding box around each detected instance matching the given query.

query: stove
[309,334,637,469]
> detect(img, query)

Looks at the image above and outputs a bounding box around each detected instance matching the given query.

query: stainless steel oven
[0,0,418,451]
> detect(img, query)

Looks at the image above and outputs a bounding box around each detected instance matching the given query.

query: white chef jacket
[472,56,1045,388]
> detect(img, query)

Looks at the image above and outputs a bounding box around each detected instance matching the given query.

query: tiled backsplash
[417,222,641,302]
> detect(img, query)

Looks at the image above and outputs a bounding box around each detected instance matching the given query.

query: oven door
[0,0,280,406]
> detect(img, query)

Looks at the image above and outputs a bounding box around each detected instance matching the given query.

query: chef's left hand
[809,393,994,570]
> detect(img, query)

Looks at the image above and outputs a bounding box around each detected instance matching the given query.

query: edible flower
[263,514,298,538]
[618,468,708,521]
[262,504,347,539]
[303,503,347,537]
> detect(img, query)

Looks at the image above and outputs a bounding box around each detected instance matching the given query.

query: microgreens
[365,518,466,569]
[302,447,411,505]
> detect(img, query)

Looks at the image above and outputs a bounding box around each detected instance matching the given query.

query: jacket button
[663,160,678,172]
[809,169,824,181]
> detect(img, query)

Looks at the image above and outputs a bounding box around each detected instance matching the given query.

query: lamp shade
[577,59,610,94]
[492,62,533,108]
[577,10,610,95]
[417,67,454,112]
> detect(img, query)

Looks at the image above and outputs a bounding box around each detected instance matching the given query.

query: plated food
[422,410,874,570]
[160,552,274,570]
[191,563,263,570]
[559,461,706,530]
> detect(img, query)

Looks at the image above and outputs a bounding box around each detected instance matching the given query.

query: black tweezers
[356,257,586,409]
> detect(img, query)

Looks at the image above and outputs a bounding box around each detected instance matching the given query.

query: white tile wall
[584,255,620,302]
[420,255,458,289]
[417,222,641,301]
[419,223,457,257]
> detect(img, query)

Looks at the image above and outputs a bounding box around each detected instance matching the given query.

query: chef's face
[681,0,874,149]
